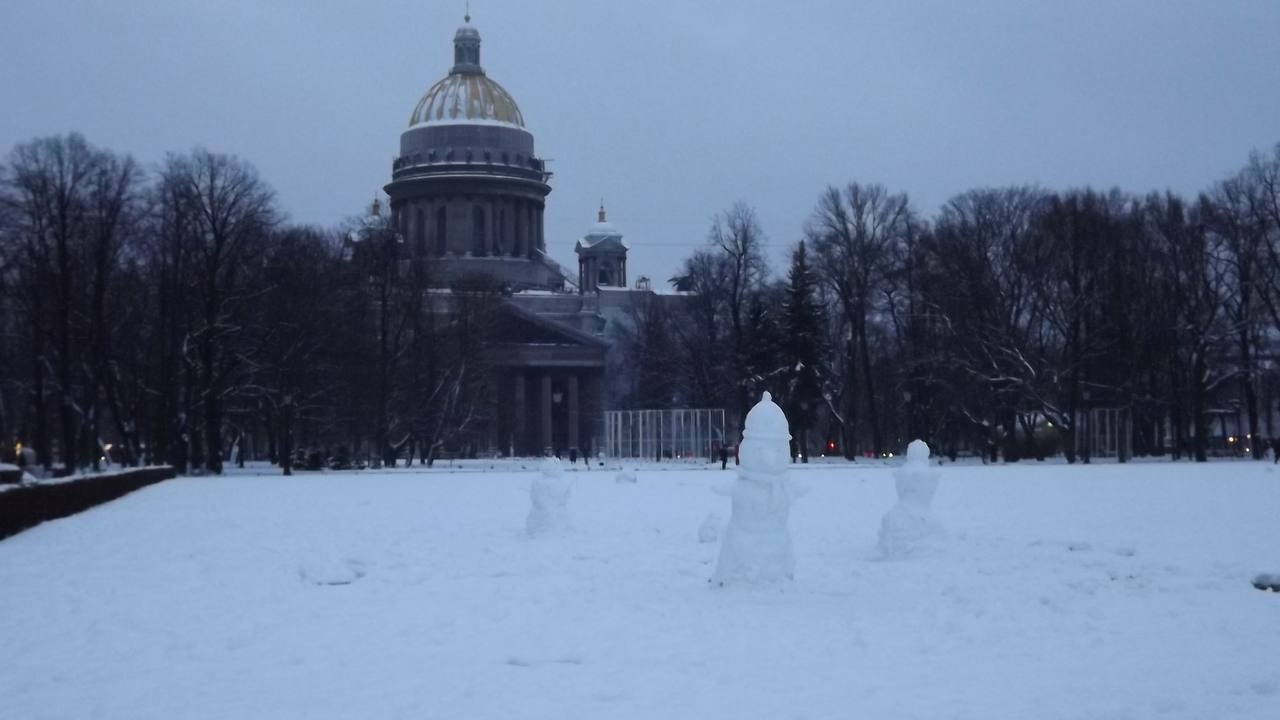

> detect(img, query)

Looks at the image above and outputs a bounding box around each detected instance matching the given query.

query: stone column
[513,374,526,456]
[593,372,607,457]
[527,203,537,259]
[541,374,553,454]
[486,201,497,255]
[486,375,499,455]
[568,374,580,451]
[536,206,545,252]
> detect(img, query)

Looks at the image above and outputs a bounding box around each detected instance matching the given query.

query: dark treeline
[2,134,1278,472]
[635,144,1280,463]
[0,134,498,475]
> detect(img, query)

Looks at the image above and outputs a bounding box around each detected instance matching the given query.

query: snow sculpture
[712,392,796,584]
[877,439,944,558]
[527,457,572,536]
[698,513,721,544]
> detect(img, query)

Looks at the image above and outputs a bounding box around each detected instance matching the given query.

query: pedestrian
[1271,436,1280,464]
[719,446,728,470]
[569,447,578,465]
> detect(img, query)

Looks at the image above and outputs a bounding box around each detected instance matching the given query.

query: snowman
[877,439,944,558]
[712,392,797,584]
[527,456,572,536]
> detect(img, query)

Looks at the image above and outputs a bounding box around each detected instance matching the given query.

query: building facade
[382,15,674,458]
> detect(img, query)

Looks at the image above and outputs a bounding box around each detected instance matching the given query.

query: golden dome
[408,72,525,128]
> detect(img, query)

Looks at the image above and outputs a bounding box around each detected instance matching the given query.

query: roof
[409,73,525,129]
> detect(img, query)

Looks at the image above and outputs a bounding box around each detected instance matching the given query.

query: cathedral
[381,14,669,458]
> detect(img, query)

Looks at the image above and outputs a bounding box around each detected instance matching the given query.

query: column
[540,374,553,454]
[486,201,497,255]
[485,375,498,455]
[513,374,526,456]
[568,374,580,451]
[527,203,537,259]
[536,206,545,252]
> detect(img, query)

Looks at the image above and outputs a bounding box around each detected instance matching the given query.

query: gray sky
[3,0,1278,285]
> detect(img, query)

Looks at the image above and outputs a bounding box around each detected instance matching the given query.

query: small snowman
[712,392,797,584]
[877,439,944,558]
[527,456,572,536]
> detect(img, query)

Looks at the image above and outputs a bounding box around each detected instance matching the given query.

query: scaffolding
[604,408,728,461]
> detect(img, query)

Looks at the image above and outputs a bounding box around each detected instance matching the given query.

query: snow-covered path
[2,462,1277,719]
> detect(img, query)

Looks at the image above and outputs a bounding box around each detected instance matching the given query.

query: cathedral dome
[407,16,525,129]
[409,74,524,128]
[578,203,627,249]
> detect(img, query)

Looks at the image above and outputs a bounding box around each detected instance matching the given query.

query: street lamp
[1081,389,1091,464]
[903,389,914,444]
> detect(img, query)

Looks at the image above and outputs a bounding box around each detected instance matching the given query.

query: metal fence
[604,408,728,460]
[1075,407,1133,460]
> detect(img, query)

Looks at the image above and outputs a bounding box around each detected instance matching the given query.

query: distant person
[719,446,728,470]
[569,447,578,465]
[1272,436,1280,464]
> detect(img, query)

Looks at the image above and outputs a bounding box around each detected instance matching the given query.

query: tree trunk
[1240,326,1261,459]
[280,398,293,476]
[842,336,857,459]
[1192,349,1208,462]
[202,332,222,474]
[858,316,883,456]
[30,300,51,472]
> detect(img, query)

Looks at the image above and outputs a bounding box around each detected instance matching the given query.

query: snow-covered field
[2,460,1277,719]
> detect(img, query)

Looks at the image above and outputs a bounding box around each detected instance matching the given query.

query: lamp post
[903,389,914,445]
[1081,389,1091,464]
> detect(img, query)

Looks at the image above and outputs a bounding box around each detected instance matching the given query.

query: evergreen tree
[782,240,827,461]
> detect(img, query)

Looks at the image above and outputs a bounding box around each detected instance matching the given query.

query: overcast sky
[3,0,1278,284]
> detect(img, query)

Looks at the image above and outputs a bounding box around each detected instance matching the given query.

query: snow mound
[615,469,637,484]
[698,513,721,543]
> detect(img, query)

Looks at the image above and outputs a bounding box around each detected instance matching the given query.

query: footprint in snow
[299,558,367,586]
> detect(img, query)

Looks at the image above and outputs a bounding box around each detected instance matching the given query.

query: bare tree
[1203,176,1267,458]
[159,150,277,474]
[708,202,768,439]
[3,135,103,473]
[807,183,913,457]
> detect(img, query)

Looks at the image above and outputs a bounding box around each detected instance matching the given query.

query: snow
[2,460,1278,719]
[697,513,721,543]
[713,391,797,585]
[877,439,944,559]
[526,457,572,536]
